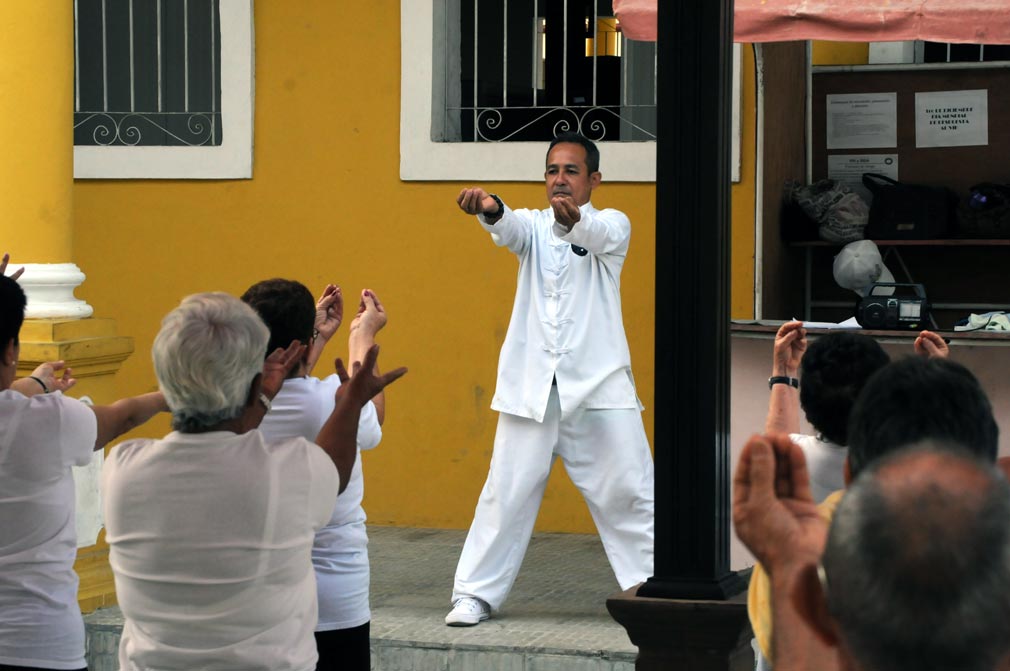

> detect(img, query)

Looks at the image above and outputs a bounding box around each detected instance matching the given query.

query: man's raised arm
[765,321,806,435]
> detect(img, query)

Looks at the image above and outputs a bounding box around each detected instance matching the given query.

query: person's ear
[3,338,16,367]
[590,171,602,189]
[792,563,840,649]
[245,373,263,409]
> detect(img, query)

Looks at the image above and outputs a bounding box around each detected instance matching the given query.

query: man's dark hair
[240,278,314,356]
[798,332,889,446]
[548,132,600,174]
[0,275,27,351]
[823,445,1010,671]
[847,356,999,478]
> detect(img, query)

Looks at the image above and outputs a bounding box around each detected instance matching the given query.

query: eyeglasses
[817,560,830,599]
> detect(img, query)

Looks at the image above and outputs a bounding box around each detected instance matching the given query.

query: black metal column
[636,0,745,600]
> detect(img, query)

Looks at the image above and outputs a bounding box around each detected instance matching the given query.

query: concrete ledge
[85,526,638,670]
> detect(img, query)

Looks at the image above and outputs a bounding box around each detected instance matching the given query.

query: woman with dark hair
[0,254,166,671]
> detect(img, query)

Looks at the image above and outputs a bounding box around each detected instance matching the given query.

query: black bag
[954,183,1010,239]
[862,173,957,240]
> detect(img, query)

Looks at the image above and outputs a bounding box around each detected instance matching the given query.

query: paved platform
[85,526,637,670]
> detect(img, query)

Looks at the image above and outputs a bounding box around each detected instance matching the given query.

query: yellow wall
[812,41,869,65]
[72,3,757,532]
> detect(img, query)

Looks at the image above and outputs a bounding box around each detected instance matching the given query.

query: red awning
[613,0,1010,45]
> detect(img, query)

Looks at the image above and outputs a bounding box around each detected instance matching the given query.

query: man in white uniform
[446,133,655,626]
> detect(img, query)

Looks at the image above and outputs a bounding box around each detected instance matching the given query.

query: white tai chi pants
[452,386,655,611]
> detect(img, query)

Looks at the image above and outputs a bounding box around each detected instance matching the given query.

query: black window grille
[74,0,222,147]
[922,42,1010,63]
[445,0,656,143]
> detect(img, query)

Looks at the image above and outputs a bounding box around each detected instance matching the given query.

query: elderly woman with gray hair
[102,292,405,671]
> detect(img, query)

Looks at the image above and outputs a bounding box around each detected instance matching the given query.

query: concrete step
[85,526,637,670]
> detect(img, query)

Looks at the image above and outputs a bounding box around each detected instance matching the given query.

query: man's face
[545,142,601,207]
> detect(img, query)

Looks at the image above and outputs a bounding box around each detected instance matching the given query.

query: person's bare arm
[765,321,806,435]
[11,361,76,397]
[90,392,169,451]
[314,346,406,492]
[347,289,388,424]
[306,284,343,375]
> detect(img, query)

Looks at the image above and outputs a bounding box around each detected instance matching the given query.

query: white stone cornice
[13,263,94,319]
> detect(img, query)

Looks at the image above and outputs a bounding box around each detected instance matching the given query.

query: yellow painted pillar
[0,3,74,261]
[1,4,134,612]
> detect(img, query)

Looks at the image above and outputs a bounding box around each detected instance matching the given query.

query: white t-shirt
[790,433,847,503]
[103,429,339,671]
[258,374,381,631]
[0,390,97,670]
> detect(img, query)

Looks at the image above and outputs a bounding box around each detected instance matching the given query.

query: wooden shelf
[790,239,1010,247]
[731,322,1010,343]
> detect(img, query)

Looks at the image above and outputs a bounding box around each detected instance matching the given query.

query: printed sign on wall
[915,89,989,148]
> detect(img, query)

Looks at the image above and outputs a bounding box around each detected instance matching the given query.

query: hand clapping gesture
[732,433,828,575]
[772,321,807,377]
[314,284,343,343]
[914,330,949,359]
[349,289,387,337]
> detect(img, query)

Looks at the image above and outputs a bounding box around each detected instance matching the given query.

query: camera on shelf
[855,283,931,330]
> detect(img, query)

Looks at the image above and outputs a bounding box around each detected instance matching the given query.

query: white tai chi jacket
[479,201,643,422]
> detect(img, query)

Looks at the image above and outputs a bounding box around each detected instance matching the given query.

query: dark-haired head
[799,332,890,446]
[847,356,999,478]
[0,274,26,354]
[548,132,600,174]
[240,278,315,356]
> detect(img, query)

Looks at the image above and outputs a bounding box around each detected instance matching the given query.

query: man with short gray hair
[733,435,1010,671]
[103,292,406,671]
[811,446,1010,671]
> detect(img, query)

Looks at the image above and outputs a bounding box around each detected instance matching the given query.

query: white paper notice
[827,154,899,203]
[915,89,989,148]
[826,93,898,149]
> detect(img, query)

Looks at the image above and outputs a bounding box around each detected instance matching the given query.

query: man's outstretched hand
[457,187,499,216]
[550,194,581,230]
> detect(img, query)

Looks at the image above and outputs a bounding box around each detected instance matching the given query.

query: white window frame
[401,0,740,182]
[401,0,651,181]
[74,0,254,179]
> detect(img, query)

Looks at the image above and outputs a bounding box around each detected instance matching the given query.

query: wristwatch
[768,376,799,389]
[485,193,505,218]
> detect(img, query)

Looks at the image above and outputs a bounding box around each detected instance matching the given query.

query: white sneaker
[445,597,490,626]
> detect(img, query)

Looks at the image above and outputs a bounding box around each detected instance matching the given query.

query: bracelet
[485,193,505,218]
[768,376,799,390]
[258,392,272,412]
[29,376,49,393]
